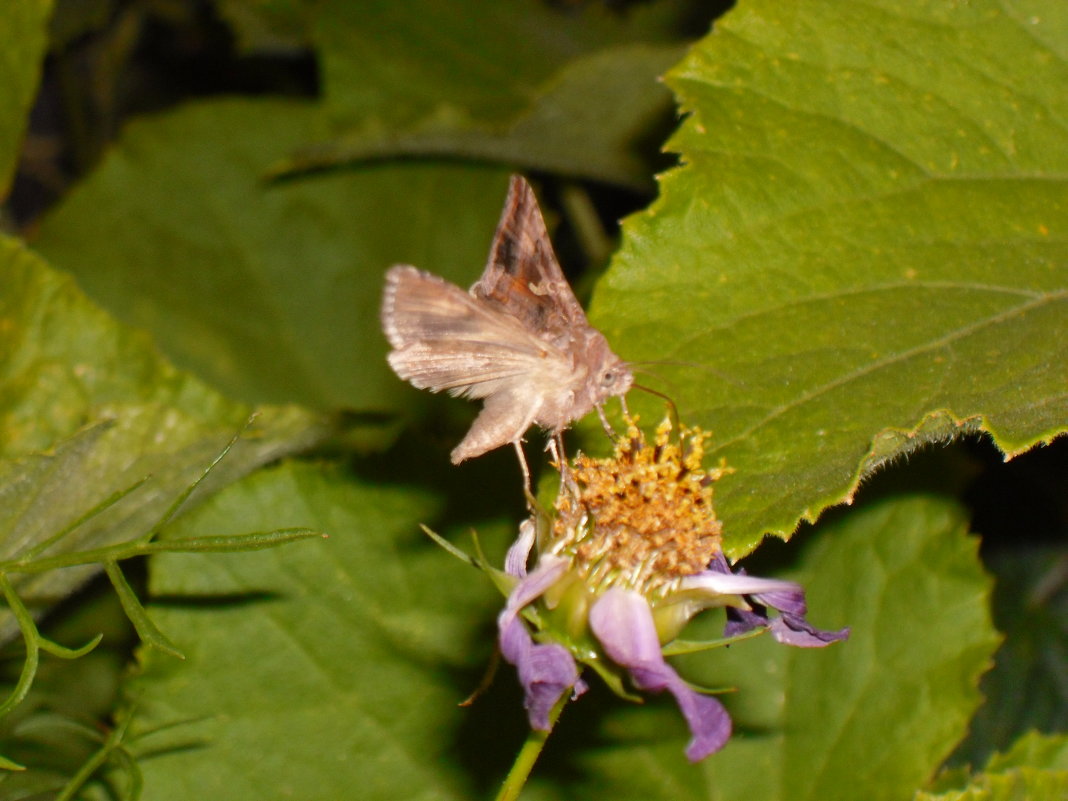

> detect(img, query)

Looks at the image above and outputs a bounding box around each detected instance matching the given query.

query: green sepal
[419,524,516,599]
[661,627,766,657]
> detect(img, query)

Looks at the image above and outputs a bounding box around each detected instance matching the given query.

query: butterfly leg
[548,432,576,494]
[512,440,534,503]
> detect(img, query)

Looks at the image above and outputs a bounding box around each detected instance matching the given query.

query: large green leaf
[313,0,693,128]
[0,237,323,635]
[32,99,511,411]
[278,42,682,192]
[0,0,52,197]
[569,496,997,801]
[271,0,701,188]
[126,461,506,801]
[595,0,1068,557]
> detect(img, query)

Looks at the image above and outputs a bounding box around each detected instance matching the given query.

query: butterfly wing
[471,175,590,345]
[382,265,568,401]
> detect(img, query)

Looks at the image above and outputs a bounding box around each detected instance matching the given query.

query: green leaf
[594,0,1068,557]
[312,0,693,129]
[277,42,683,192]
[922,733,1068,801]
[570,496,998,801]
[275,0,702,188]
[32,99,512,411]
[0,238,324,635]
[0,0,51,197]
[126,461,505,800]
[917,770,1068,801]
[987,732,1068,772]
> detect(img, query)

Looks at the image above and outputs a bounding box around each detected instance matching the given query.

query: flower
[496,416,849,762]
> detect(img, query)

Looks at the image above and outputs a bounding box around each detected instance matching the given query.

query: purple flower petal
[504,519,537,578]
[589,588,732,761]
[499,614,585,730]
[723,605,767,638]
[696,555,849,648]
[497,555,584,730]
[770,613,850,647]
[681,571,801,598]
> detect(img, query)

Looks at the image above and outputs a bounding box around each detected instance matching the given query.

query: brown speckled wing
[381,265,563,400]
[471,175,589,346]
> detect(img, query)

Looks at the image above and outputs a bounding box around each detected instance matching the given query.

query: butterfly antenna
[627,365,679,400]
[631,382,680,434]
[630,359,744,388]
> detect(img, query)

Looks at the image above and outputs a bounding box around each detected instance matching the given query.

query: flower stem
[494,698,566,801]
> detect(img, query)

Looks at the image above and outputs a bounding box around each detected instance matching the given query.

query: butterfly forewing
[472,176,589,345]
[382,265,568,400]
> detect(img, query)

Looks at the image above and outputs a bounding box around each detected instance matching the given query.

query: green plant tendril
[0,574,42,721]
[56,711,138,801]
[0,417,325,770]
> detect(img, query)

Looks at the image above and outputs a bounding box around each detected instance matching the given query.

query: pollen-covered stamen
[551,416,728,596]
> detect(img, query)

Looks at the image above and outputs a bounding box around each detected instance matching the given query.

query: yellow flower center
[551,416,728,598]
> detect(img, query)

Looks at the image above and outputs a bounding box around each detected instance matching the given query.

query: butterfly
[381,175,632,480]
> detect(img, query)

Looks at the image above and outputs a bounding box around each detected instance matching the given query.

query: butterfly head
[597,359,633,401]
[586,333,634,405]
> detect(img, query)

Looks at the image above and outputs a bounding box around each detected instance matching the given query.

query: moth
[381,175,633,478]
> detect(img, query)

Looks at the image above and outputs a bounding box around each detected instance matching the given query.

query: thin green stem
[494,696,567,801]
[0,575,40,719]
[55,742,111,801]
[0,527,321,575]
[55,712,135,801]
[19,475,148,562]
[114,746,144,801]
[419,524,482,569]
[135,419,254,545]
[39,631,103,659]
